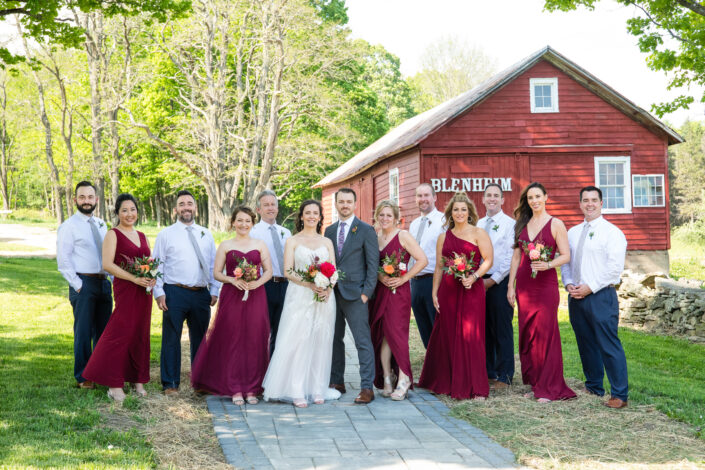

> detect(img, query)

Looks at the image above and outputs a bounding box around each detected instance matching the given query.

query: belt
[271,276,288,283]
[413,273,433,280]
[174,283,207,291]
[78,273,107,280]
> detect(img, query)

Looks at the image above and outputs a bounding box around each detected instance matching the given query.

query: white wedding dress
[262,245,341,404]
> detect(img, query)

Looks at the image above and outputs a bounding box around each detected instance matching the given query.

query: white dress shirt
[408,208,446,275]
[561,216,627,294]
[477,210,516,284]
[250,220,292,277]
[57,212,108,291]
[152,220,220,298]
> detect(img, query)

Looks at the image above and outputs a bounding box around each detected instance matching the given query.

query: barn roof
[315,45,684,188]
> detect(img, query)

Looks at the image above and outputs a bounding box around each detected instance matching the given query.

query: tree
[669,120,705,224]
[407,36,497,113]
[544,0,705,117]
[0,70,13,210]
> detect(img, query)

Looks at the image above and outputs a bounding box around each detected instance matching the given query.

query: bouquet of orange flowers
[520,240,554,279]
[441,251,477,281]
[378,250,408,294]
[232,256,259,301]
[120,255,162,294]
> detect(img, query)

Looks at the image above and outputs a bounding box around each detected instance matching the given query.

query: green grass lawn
[0,258,160,469]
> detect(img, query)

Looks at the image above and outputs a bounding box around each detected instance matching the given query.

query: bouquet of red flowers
[232,256,259,301]
[378,249,408,294]
[120,255,162,294]
[289,255,344,302]
[520,240,554,279]
[441,251,477,281]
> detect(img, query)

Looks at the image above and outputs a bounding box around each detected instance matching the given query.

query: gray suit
[325,217,379,389]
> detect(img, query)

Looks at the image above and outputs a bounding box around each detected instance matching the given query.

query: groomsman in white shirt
[478,183,516,389]
[250,189,291,355]
[561,186,629,409]
[408,183,445,348]
[153,190,220,395]
[57,181,112,389]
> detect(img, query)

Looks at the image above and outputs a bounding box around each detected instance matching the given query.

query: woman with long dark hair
[191,206,272,405]
[83,194,154,402]
[507,182,576,402]
[262,199,342,407]
[418,192,493,400]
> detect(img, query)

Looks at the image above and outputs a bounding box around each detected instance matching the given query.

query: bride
[262,199,341,408]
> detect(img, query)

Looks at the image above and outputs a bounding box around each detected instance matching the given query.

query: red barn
[314,46,683,273]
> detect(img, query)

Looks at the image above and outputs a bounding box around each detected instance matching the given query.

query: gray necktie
[484,217,494,234]
[415,216,428,243]
[186,226,209,284]
[571,223,591,285]
[269,225,285,276]
[88,218,103,266]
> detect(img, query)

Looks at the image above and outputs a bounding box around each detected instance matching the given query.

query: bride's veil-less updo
[295,199,324,234]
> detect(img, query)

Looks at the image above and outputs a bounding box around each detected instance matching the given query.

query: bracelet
[547,261,552,269]
[472,273,479,281]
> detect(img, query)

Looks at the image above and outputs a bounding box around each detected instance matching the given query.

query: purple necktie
[337,222,346,257]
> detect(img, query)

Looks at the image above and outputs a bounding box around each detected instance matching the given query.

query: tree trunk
[0,77,10,211]
[108,108,121,205]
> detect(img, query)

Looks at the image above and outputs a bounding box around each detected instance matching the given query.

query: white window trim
[388,168,399,203]
[594,156,631,214]
[632,174,666,208]
[530,77,559,113]
[331,194,338,223]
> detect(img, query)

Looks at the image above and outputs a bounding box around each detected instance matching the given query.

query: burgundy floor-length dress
[83,229,151,387]
[369,233,413,390]
[418,230,489,399]
[516,218,576,400]
[191,249,269,396]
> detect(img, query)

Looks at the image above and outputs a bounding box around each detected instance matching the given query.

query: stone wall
[618,270,705,343]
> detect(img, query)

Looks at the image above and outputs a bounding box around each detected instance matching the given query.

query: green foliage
[669,120,705,225]
[309,0,348,24]
[544,0,705,117]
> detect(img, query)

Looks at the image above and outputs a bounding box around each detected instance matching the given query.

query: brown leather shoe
[354,388,375,404]
[491,381,510,391]
[604,397,628,409]
[329,383,346,394]
[164,387,179,396]
[77,380,95,389]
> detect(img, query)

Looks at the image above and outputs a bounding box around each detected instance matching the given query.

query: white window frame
[388,168,399,204]
[331,193,338,223]
[594,156,632,214]
[530,77,559,113]
[632,174,665,208]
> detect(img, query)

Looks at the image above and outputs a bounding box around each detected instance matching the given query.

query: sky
[345,0,705,128]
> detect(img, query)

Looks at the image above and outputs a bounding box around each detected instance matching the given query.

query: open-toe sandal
[232,395,245,405]
[246,396,259,405]
[293,399,308,408]
[391,378,411,401]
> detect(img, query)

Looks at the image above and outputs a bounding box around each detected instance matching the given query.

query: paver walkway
[207,329,521,469]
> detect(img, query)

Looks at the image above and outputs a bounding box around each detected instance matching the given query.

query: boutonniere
[200,230,206,238]
[589,231,595,240]
[351,225,358,234]
[98,221,104,228]
[492,224,499,232]
[428,220,432,227]
[280,230,285,238]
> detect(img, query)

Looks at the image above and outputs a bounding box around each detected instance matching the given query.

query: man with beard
[152,190,220,396]
[57,181,113,389]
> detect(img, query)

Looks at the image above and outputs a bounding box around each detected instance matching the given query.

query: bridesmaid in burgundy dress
[369,200,427,400]
[507,182,576,402]
[84,193,155,403]
[419,192,494,400]
[191,206,272,405]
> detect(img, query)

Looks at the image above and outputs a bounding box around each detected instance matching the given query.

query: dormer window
[530,77,559,113]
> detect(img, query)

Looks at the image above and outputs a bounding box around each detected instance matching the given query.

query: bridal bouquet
[520,240,554,279]
[441,251,477,281]
[232,257,259,301]
[120,255,162,294]
[378,249,408,294]
[289,255,344,302]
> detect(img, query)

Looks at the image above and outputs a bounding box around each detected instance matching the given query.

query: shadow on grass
[0,258,66,296]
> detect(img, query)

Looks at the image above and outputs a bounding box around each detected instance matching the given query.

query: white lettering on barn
[430,177,512,193]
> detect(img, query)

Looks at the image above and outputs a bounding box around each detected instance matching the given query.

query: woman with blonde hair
[419,192,493,399]
[368,200,427,400]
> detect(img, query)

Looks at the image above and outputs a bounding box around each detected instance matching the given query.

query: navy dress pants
[485,277,515,384]
[160,284,211,389]
[568,286,628,401]
[68,275,112,383]
[411,276,436,349]
[264,280,288,356]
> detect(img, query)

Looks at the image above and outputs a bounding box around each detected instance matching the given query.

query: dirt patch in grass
[408,320,705,470]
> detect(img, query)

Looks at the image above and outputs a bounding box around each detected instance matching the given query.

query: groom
[325,188,379,404]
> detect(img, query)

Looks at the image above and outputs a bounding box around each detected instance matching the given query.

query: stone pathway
[207,329,521,469]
